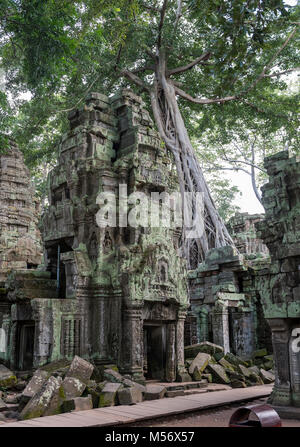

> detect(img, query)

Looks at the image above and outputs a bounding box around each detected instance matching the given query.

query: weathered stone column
[120,305,144,383]
[31,300,52,368]
[92,293,109,363]
[289,324,300,407]
[267,318,291,407]
[212,302,230,353]
[166,323,176,382]
[176,310,191,381]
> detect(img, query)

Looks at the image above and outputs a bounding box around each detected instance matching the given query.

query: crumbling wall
[187,211,273,358]
[255,151,300,414]
[0,141,43,367]
[227,212,269,257]
[4,90,189,382]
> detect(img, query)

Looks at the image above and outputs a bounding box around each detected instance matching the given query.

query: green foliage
[0,0,298,205]
[206,174,241,222]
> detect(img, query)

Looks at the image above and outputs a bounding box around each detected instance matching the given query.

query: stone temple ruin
[0,90,189,383]
[255,151,300,417]
[186,212,272,358]
[0,89,299,418]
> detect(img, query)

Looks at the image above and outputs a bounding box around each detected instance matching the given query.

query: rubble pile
[0,356,207,422]
[184,342,275,389]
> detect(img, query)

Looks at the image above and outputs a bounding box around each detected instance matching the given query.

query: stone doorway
[17,321,35,370]
[143,323,166,380]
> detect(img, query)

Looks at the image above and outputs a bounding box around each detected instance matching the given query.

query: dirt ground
[128,398,300,427]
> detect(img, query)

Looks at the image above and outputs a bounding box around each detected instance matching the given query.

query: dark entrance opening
[17,321,35,370]
[46,239,73,298]
[143,323,166,380]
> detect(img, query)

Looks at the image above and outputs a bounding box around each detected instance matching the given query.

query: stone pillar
[231,310,255,358]
[267,318,292,407]
[32,301,52,368]
[61,252,77,299]
[212,303,230,353]
[93,294,109,363]
[289,326,300,407]
[166,323,176,382]
[120,306,144,383]
[176,310,191,382]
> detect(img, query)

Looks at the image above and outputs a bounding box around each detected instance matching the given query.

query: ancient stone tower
[0,141,42,278]
[227,212,269,257]
[0,90,189,381]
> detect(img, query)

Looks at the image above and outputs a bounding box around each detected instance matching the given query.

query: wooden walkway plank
[0,385,273,428]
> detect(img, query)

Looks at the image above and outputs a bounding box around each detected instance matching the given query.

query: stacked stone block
[0,141,42,278]
[255,151,300,415]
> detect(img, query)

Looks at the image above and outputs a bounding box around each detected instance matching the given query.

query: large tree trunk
[149,52,234,268]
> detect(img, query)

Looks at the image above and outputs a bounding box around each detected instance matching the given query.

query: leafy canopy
[0,0,299,201]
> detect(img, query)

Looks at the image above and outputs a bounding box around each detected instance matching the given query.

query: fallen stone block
[0,398,7,412]
[202,373,212,383]
[189,352,211,375]
[18,369,49,410]
[122,378,146,393]
[0,364,17,389]
[62,376,86,400]
[227,370,244,381]
[213,352,224,362]
[263,360,273,370]
[248,365,260,376]
[65,356,94,384]
[62,396,93,413]
[15,380,27,391]
[185,341,223,358]
[224,353,247,367]
[118,386,143,405]
[21,376,62,420]
[177,369,192,382]
[99,382,122,407]
[249,371,264,385]
[84,381,104,408]
[4,394,19,404]
[0,413,6,422]
[219,357,235,371]
[192,366,202,381]
[252,348,268,358]
[237,364,252,378]
[40,359,71,378]
[207,363,230,384]
[103,368,123,383]
[260,368,275,384]
[144,385,166,400]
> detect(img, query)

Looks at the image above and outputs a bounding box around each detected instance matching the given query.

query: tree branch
[220,157,266,173]
[131,65,155,74]
[168,52,211,76]
[250,138,262,203]
[121,70,150,91]
[139,2,160,12]
[157,0,168,49]
[174,85,237,104]
[244,27,299,94]
[264,67,300,78]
